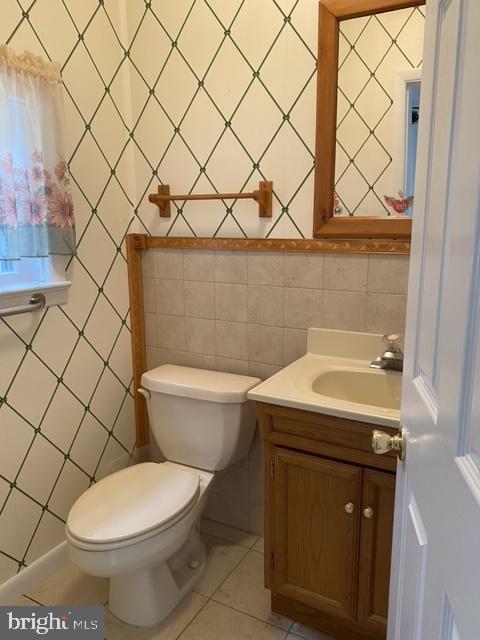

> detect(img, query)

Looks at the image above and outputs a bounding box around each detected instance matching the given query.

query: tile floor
[13,519,333,640]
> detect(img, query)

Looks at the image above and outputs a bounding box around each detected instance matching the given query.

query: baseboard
[0,541,67,604]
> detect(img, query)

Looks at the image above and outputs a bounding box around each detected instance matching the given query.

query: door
[388,1,480,639]
[357,470,395,635]
[270,448,362,620]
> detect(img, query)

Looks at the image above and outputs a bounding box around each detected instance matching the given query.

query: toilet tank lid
[141,365,261,403]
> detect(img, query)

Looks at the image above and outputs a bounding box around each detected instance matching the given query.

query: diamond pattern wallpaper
[0,0,136,585]
[128,0,319,239]
[0,0,415,587]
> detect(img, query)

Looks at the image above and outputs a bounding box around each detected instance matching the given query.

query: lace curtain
[0,45,75,260]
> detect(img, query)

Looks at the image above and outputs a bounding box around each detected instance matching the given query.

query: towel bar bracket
[148,180,273,218]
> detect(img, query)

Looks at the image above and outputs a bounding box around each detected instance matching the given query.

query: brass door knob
[363,507,374,519]
[372,427,406,460]
[345,502,354,514]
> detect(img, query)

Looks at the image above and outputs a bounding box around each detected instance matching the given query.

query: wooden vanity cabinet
[257,402,397,640]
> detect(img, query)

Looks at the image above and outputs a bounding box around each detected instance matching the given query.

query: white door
[387,0,480,639]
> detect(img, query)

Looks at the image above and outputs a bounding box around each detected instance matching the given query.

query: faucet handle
[382,333,404,353]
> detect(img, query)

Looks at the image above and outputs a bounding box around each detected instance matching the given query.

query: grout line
[206,597,294,635]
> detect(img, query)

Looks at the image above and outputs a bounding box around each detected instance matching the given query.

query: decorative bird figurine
[333,193,343,216]
[384,191,414,215]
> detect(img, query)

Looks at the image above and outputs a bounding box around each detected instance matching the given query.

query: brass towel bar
[148,180,273,218]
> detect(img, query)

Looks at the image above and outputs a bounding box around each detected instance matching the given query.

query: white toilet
[66,365,260,627]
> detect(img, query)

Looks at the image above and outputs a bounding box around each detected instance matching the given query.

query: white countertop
[247,328,401,428]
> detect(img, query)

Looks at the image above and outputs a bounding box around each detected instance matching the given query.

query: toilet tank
[140,365,261,471]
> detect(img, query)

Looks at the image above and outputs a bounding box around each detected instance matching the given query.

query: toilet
[66,365,260,627]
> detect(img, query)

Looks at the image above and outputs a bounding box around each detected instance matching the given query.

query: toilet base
[109,525,206,627]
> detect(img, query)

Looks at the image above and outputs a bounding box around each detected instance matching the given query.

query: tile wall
[143,248,409,533]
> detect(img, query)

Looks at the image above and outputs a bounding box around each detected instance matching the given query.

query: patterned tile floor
[12,519,333,640]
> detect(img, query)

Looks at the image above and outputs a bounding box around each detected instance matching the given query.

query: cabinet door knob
[363,507,374,519]
[345,502,354,514]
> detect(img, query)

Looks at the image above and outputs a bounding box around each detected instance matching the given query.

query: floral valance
[0,44,75,260]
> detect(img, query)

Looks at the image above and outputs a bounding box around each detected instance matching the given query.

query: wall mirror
[313,0,426,240]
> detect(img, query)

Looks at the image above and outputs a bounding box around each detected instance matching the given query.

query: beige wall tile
[214,251,247,283]
[183,250,214,281]
[247,252,284,285]
[156,315,185,350]
[154,249,183,279]
[158,349,186,366]
[215,357,249,375]
[366,293,407,334]
[248,362,282,379]
[284,328,308,364]
[284,253,324,288]
[185,318,216,355]
[324,254,368,291]
[142,249,155,277]
[284,288,323,329]
[323,291,367,331]
[368,255,410,294]
[214,461,249,502]
[155,278,184,316]
[200,518,259,548]
[247,286,284,327]
[185,352,216,370]
[146,347,158,370]
[216,321,248,359]
[145,313,157,347]
[143,277,155,313]
[184,281,215,319]
[215,283,247,322]
[204,492,250,531]
[248,505,265,537]
[248,325,283,365]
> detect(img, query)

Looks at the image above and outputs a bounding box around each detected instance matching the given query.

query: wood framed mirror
[313,0,426,240]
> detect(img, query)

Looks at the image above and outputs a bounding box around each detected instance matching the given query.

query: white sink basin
[247,328,402,427]
[311,369,401,411]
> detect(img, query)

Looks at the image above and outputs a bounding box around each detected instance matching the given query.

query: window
[0,46,75,313]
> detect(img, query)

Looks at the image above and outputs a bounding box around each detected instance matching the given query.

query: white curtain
[0,44,75,260]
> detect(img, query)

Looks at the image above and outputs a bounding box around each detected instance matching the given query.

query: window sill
[0,280,71,314]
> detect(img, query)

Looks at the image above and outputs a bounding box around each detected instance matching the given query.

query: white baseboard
[0,541,67,604]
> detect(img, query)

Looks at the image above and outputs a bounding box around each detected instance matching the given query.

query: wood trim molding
[322,0,425,20]
[313,0,425,241]
[144,235,410,254]
[126,234,149,448]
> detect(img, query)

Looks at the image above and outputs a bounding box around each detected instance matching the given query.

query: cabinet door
[357,469,395,635]
[269,447,362,621]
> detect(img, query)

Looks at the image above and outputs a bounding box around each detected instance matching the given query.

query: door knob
[363,507,374,519]
[345,502,354,514]
[372,427,406,460]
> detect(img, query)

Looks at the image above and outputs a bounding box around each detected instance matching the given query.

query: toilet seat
[67,462,200,549]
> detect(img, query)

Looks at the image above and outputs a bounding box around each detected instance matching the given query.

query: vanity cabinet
[257,402,397,640]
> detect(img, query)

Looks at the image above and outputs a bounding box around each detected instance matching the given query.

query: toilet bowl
[66,366,260,627]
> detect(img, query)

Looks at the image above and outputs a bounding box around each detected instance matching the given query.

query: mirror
[313,0,426,241]
[335,7,424,218]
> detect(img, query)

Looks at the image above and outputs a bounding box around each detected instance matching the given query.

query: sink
[247,328,402,427]
[311,369,401,410]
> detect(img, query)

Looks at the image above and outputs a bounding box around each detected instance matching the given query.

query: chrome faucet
[370,334,404,372]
